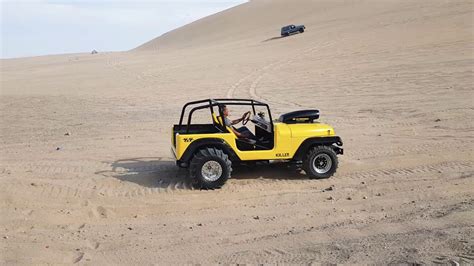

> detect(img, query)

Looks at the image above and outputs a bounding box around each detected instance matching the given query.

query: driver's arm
[231,111,250,125]
[230,117,242,125]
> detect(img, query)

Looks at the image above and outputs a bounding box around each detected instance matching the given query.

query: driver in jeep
[221,104,256,140]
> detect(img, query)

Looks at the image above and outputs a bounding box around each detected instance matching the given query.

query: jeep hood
[287,123,335,137]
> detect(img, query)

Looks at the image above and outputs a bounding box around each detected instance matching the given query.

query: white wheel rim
[312,154,332,174]
[201,161,223,182]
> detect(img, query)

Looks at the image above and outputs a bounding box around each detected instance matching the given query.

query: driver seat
[214,114,239,138]
[212,113,227,133]
[215,114,265,150]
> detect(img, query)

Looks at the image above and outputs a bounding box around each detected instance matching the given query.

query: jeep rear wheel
[189,147,231,189]
[299,28,304,33]
[303,146,338,179]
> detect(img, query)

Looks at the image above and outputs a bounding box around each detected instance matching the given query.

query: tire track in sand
[351,140,472,159]
[226,42,332,105]
[218,160,473,192]
[2,157,471,198]
[0,157,193,199]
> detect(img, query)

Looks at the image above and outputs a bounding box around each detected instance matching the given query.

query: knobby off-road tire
[299,29,305,33]
[303,146,338,179]
[189,147,232,189]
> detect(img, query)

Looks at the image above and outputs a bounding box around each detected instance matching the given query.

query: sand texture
[1,0,473,264]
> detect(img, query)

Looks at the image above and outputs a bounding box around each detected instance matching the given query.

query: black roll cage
[178,99,274,134]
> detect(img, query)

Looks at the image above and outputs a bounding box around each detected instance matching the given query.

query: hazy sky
[1,0,245,59]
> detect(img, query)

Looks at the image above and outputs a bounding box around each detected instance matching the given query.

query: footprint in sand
[82,200,90,207]
[88,206,113,219]
[96,206,108,218]
[72,252,84,264]
[87,239,100,250]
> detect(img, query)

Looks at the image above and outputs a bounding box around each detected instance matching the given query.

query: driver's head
[220,104,229,117]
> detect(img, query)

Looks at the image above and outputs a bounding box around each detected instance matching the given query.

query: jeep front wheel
[303,146,338,179]
[189,147,231,189]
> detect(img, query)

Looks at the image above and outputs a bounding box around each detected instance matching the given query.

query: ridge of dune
[133,0,341,51]
[134,0,473,53]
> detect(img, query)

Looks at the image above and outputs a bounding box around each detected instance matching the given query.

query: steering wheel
[241,111,251,125]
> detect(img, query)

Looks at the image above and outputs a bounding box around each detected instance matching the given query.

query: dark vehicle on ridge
[281,24,305,37]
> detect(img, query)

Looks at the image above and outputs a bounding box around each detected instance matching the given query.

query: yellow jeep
[171,99,343,189]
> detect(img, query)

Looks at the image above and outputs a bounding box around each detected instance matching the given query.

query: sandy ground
[1,0,473,264]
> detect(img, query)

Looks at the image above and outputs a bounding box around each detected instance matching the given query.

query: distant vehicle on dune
[281,24,305,37]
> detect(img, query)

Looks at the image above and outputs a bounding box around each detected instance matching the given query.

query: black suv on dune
[281,24,305,37]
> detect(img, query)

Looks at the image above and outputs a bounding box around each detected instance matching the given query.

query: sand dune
[1,0,473,264]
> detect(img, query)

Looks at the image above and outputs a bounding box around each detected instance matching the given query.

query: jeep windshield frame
[178,99,273,134]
